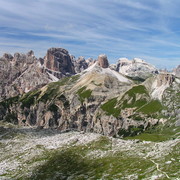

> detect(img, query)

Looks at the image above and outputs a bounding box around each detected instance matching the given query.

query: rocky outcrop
[0,82,162,137]
[3,53,13,60]
[44,48,75,78]
[109,64,116,71]
[156,73,175,87]
[173,65,180,77]
[0,47,78,100]
[0,50,58,100]
[161,77,180,127]
[0,52,36,100]
[144,73,175,100]
[116,58,158,79]
[73,56,88,73]
[72,57,96,73]
[0,61,133,136]
[97,54,109,68]
[86,58,96,67]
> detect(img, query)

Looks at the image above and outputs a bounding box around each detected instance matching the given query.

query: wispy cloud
[0,0,179,68]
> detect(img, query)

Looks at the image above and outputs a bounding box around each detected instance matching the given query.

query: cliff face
[173,65,180,77]
[0,48,77,100]
[156,73,175,87]
[144,73,176,100]
[73,56,88,73]
[0,51,40,100]
[97,54,109,68]
[0,75,163,136]
[44,48,75,78]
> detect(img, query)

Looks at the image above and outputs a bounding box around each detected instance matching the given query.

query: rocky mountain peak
[2,53,13,60]
[77,56,85,63]
[44,47,75,76]
[13,52,35,65]
[173,65,180,77]
[86,58,96,67]
[97,54,109,68]
[132,58,144,63]
[117,57,158,79]
[13,52,22,61]
[144,73,176,100]
[117,58,131,68]
[73,56,88,73]
[27,50,34,57]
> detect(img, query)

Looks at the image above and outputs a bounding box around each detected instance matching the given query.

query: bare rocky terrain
[0,122,179,179]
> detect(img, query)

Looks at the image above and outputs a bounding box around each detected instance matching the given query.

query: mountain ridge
[0,48,179,137]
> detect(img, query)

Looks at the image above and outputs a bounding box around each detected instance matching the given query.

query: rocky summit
[173,65,180,77]
[44,48,75,78]
[97,54,109,68]
[116,58,159,80]
[0,47,179,179]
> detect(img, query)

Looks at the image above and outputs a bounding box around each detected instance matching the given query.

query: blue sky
[0,0,180,69]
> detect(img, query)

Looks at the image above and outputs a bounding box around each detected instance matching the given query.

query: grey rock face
[97,54,109,68]
[0,47,79,100]
[3,53,13,60]
[144,73,176,100]
[86,58,95,65]
[0,52,34,100]
[73,56,88,73]
[0,50,51,100]
[72,57,96,73]
[44,47,75,77]
[173,65,180,77]
[27,50,34,57]
[156,73,175,86]
[162,78,180,126]
[0,62,167,137]
[109,64,117,71]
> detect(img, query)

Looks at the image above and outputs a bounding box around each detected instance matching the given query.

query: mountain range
[0,47,179,137]
[0,47,180,179]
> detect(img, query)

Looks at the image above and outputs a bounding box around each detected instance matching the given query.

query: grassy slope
[126,82,180,142]
[124,124,180,142]
[77,86,92,103]
[101,98,120,117]
[101,85,161,117]
[137,100,163,114]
